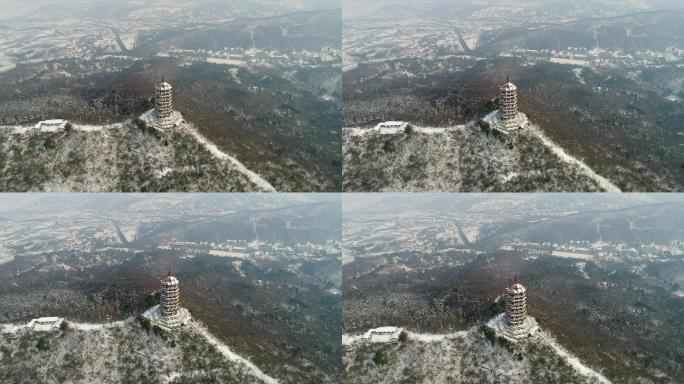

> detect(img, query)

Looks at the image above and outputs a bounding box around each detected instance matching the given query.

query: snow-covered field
[343,116,620,192]
[1,315,278,384]
[207,57,247,66]
[192,322,279,384]
[0,113,272,192]
[181,120,276,192]
[208,249,251,258]
[552,250,594,260]
[346,125,451,136]
[525,123,621,192]
[69,318,132,331]
[343,325,612,384]
[343,327,469,346]
[343,121,607,192]
[538,331,612,384]
[550,57,590,66]
[0,251,14,265]
[0,316,132,334]
[2,120,119,135]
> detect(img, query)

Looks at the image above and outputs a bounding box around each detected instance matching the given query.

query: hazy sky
[342,0,684,20]
[0,193,339,216]
[342,193,682,214]
[0,0,341,21]
[0,0,46,19]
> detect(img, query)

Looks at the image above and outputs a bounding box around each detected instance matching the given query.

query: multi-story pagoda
[142,270,191,331]
[160,271,180,322]
[483,75,528,133]
[486,276,538,342]
[154,76,174,130]
[498,76,518,126]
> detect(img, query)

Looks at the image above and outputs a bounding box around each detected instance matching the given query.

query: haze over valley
[343,0,684,192]
[0,194,342,384]
[0,0,342,192]
[342,194,684,383]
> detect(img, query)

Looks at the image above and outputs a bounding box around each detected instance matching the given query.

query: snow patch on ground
[345,117,620,192]
[1,316,278,384]
[575,262,591,279]
[69,318,133,331]
[0,253,14,265]
[181,121,276,192]
[75,123,117,132]
[409,330,469,342]
[553,251,593,260]
[0,317,132,334]
[550,58,589,66]
[526,124,621,192]
[483,111,528,133]
[343,327,471,346]
[3,121,119,135]
[538,330,612,384]
[346,125,452,136]
[0,63,16,74]
[573,68,586,84]
[157,167,173,178]
[0,113,274,192]
[343,62,359,73]
[191,322,279,384]
[486,313,539,342]
[346,325,611,384]
[209,249,250,258]
[342,333,359,345]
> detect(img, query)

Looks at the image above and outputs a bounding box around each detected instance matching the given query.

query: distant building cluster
[500,46,684,70]
[161,239,339,262]
[158,46,341,69]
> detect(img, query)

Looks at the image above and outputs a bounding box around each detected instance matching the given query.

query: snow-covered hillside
[342,122,614,192]
[0,120,272,192]
[0,317,277,384]
[343,326,610,384]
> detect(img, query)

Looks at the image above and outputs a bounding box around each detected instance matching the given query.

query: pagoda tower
[505,276,527,328]
[485,276,538,342]
[160,270,180,323]
[498,75,518,125]
[142,270,191,331]
[154,76,174,130]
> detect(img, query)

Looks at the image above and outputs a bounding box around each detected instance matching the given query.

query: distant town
[0,15,340,76]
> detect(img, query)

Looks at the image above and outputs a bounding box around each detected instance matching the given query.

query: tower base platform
[485,313,538,343]
[139,109,184,131]
[483,111,529,134]
[142,305,191,332]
